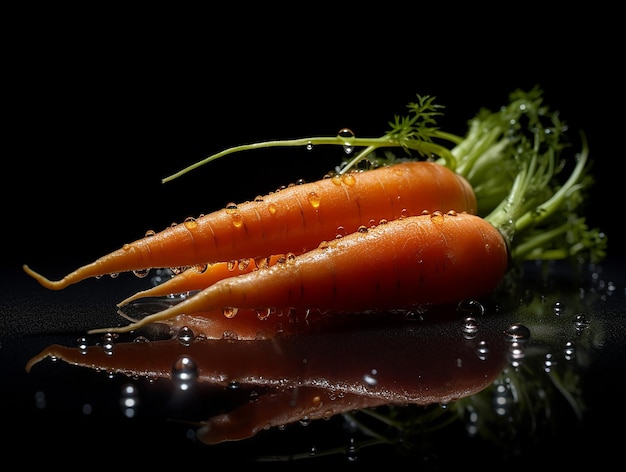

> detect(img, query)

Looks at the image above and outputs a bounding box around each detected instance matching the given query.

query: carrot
[23,161,477,290]
[86,94,606,335]
[88,210,509,334]
[116,254,285,307]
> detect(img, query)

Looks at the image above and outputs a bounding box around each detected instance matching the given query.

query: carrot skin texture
[89,212,508,334]
[23,162,476,290]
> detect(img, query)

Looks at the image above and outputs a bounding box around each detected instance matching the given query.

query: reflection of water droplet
[544,352,556,372]
[77,337,88,355]
[363,369,378,386]
[476,340,489,360]
[553,301,567,316]
[172,356,198,391]
[461,317,479,339]
[120,383,139,418]
[102,333,115,356]
[564,341,576,361]
[345,438,359,462]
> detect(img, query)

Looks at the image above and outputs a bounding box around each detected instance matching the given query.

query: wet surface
[2,258,624,467]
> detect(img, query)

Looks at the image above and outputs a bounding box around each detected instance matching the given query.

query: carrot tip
[23,264,62,290]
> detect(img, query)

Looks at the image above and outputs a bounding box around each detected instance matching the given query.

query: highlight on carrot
[22,160,476,290]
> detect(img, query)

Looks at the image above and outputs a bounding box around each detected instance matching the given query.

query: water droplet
[267,203,278,216]
[231,213,244,228]
[357,225,368,233]
[225,203,238,214]
[223,307,238,319]
[306,141,314,151]
[132,268,150,278]
[564,341,576,361]
[341,173,356,186]
[430,210,444,223]
[504,323,530,342]
[172,355,198,391]
[457,299,485,316]
[307,191,321,209]
[177,326,195,346]
[183,217,198,230]
[144,229,156,237]
[337,128,355,155]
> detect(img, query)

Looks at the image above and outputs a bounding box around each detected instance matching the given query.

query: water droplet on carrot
[331,175,342,186]
[357,225,368,233]
[238,258,251,270]
[267,203,278,216]
[336,225,347,238]
[430,210,444,223]
[225,203,238,214]
[223,307,238,318]
[256,308,271,320]
[231,213,244,228]
[144,229,156,237]
[307,191,321,209]
[183,217,198,230]
[342,173,356,186]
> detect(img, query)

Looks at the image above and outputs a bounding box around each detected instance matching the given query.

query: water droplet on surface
[337,128,356,155]
[225,203,238,214]
[223,307,238,319]
[553,301,567,316]
[177,326,195,346]
[504,323,530,342]
[267,203,278,216]
[102,333,115,356]
[231,213,244,228]
[132,268,150,278]
[457,299,485,316]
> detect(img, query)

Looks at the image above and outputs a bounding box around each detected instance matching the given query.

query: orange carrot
[116,254,285,307]
[87,211,509,334]
[23,161,476,290]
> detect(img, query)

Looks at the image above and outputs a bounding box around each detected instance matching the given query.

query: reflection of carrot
[88,211,508,334]
[23,161,476,291]
[117,254,285,307]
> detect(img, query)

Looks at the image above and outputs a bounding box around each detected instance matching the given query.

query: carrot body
[88,211,508,334]
[23,161,476,290]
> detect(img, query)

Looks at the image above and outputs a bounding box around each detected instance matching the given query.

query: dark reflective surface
[2,259,624,466]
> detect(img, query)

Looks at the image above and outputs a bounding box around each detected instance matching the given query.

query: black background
[2,8,625,466]
[5,10,624,271]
